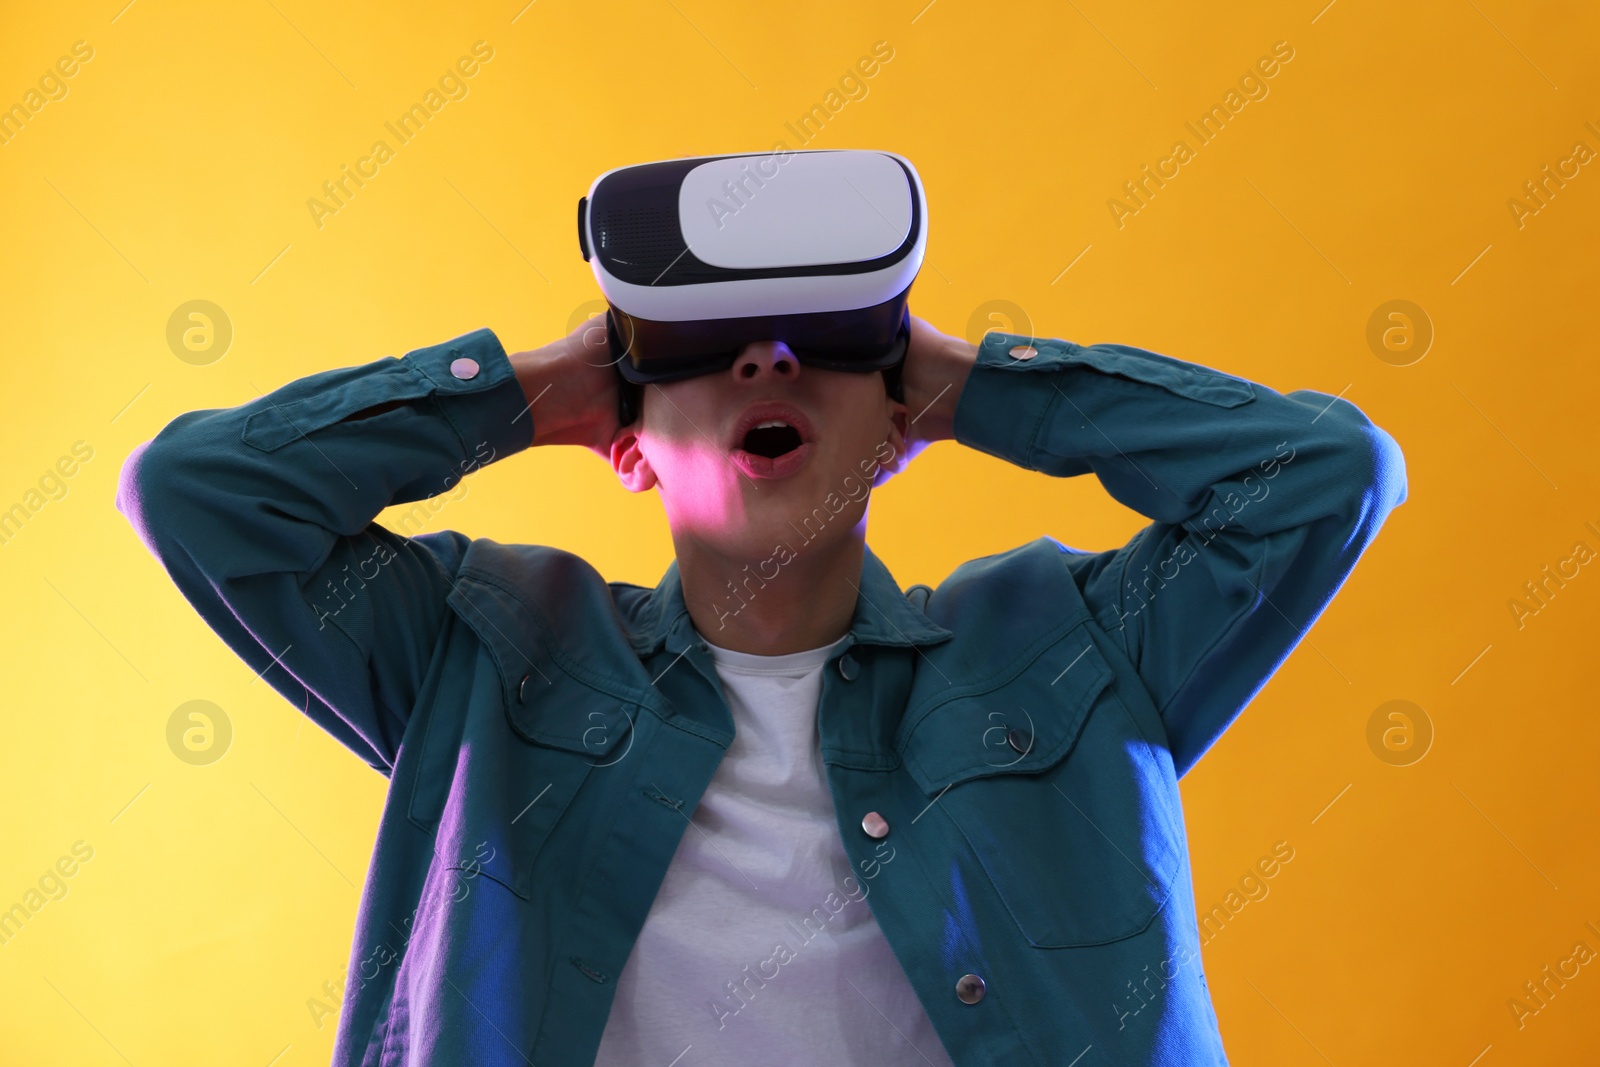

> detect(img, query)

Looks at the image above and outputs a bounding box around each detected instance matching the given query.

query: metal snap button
[518,674,531,703]
[956,973,986,1004]
[1008,345,1037,361]
[861,811,889,839]
[450,356,481,380]
[1006,727,1031,755]
[837,653,859,681]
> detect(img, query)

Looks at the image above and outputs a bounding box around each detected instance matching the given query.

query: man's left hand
[873,314,979,486]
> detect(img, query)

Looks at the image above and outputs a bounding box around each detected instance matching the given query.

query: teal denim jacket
[116,326,1406,1065]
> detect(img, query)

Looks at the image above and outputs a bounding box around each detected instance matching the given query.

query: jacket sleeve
[114,328,534,776]
[950,330,1408,778]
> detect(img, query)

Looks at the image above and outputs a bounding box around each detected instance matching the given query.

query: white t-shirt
[593,630,956,1066]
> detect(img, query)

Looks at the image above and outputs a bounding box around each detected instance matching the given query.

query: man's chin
[754,499,866,553]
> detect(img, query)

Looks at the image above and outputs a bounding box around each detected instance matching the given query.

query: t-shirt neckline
[698,631,851,676]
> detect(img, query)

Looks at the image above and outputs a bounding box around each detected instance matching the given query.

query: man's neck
[676,527,866,656]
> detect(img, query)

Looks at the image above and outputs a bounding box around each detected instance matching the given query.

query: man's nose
[731,340,800,385]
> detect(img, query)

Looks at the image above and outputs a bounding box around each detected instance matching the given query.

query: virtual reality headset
[578,148,927,425]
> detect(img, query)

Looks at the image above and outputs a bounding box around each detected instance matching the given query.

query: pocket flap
[445,573,634,758]
[900,626,1114,795]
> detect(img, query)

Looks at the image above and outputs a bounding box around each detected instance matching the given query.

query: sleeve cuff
[404,327,535,462]
[950,330,1074,470]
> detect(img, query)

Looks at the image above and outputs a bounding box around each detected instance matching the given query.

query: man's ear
[610,426,657,493]
[873,397,912,488]
[888,397,909,454]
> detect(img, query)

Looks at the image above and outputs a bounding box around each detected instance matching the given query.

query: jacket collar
[627,543,954,659]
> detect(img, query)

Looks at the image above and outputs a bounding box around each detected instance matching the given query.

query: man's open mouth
[728,403,816,480]
[741,420,805,459]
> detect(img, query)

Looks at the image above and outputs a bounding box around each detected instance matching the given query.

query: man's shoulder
[925,536,1108,598]
[426,535,661,677]
[428,535,641,634]
[916,535,1123,640]
[429,535,603,588]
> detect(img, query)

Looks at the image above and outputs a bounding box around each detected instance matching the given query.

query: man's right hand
[510,315,622,458]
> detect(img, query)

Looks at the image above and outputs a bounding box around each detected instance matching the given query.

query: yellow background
[2,0,1597,1062]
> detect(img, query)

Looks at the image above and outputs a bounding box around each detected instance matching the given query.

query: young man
[118,309,1405,1065]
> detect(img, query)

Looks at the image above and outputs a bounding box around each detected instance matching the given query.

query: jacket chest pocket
[900,624,1184,948]
[408,631,637,904]
[493,663,637,902]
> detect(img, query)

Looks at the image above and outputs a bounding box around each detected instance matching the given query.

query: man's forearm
[948,330,1399,533]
